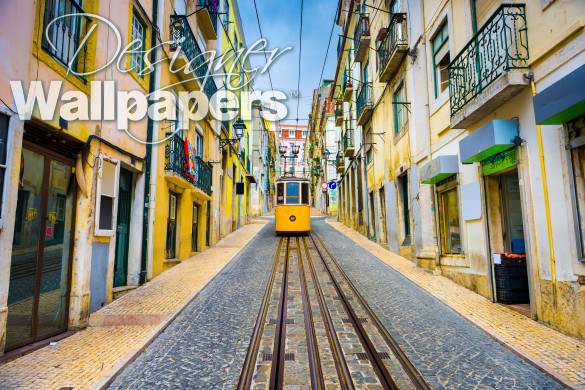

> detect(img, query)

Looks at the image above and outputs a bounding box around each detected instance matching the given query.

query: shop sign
[184,138,197,179]
[482,147,517,176]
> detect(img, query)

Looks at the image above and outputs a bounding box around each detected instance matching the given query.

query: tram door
[7,147,75,350]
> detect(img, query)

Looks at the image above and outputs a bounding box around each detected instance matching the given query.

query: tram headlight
[289,215,296,222]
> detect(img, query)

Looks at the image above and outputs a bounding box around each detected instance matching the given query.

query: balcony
[196,0,219,40]
[353,14,371,63]
[448,4,529,129]
[343,127,355,158]
[170,15,218,99]
[41,0,92,84]
[342,70,353,102]
[335,101,343,126]
[356,83,373,126]
[377,13,408,83]
[164,134,213,196]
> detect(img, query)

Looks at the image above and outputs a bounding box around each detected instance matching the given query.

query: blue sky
[237,0,340,124]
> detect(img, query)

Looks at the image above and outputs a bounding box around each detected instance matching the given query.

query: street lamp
[279,144,288,156]
[323,149,330,160]
[291,144,300,156]
[233,118,247,139]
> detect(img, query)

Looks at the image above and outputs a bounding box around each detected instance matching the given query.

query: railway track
[237,233,431,390]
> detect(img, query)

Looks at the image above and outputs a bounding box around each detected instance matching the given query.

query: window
[195,127,204,157]
[289,130,295,138]
[95,157,120,236]
[130,13,146,76]
[438,178,461,254]
[174,0,187,14]
[431,22,450,97]
[0,113,10,228]
[301,183,309,204]
[224,0,230,24]
[302,131,307,136]
[365,128,373,164]
[279,129,282,135]
[393,83,407,133]
[277,183,284,204]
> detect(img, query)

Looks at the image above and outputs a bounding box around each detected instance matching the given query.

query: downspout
[140,0,163,284]
[420,0,441,270]
[530,77,558,316]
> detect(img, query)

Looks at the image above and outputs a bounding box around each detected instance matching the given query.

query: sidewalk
[327,220,585,389]
[0,220,267,390]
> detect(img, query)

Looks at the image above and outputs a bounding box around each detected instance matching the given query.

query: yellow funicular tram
[275,176,311,234]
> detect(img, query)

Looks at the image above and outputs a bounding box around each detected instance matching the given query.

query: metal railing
[356,82,372,120]
[343,127,354,151]
[170,15,218,99]
[198,0,219,33]
[342,69,353,94]
[377,13,408,75]
[448,4,528,116]
[335,102,343,123]
[353,14,370,54]
[42,0,92,84]
[164,134,213,194]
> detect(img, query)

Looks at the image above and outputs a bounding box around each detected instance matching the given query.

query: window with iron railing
[353,13,370,54]
[42,0,92,83]
[448,4,528,116]
[356,82,372,120]
[376,13,407,78]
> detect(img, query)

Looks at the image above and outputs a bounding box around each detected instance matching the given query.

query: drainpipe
[530,75,558,317]
[140,0,163,284]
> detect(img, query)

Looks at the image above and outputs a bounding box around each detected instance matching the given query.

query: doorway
[379,186,387,244]
[114,168,132,287]
[369,191,376,240]
[166,191,178,259]
[7,146,76,350]
[192,202,199,252]
[487,167,530,311]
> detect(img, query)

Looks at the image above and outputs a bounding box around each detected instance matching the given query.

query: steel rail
[302,237,355,390]
[296,237,325,390]
[309,233,397,390]
[311,232,431,390]
[269,237,291,389]
[236,237,284,390]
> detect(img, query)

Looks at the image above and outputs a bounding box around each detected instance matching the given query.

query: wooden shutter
[474,0,502,29]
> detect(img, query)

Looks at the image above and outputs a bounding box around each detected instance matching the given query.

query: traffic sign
[321,182,328,190]
[328,181,337,190]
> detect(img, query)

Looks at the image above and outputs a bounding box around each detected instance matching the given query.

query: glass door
[7,148,75,350]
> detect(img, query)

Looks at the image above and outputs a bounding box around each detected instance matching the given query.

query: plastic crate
[494,264,527,278]
[496,277,528,291]
[497,289,530,305]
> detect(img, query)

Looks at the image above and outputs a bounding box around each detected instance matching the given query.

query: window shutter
[474,0,502,29]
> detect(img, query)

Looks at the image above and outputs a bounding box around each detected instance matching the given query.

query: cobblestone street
[107,218,577,389]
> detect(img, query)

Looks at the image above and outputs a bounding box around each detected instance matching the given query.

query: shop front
[459,119,531,312]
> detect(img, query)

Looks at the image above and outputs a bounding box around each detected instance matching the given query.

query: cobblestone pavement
[316,218,574,389]
[113,217,568,389]
[109,221,280,389]
[326,218,585,388]
[0,221,267,390]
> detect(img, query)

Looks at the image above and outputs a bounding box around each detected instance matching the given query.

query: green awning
[459,119,518,164]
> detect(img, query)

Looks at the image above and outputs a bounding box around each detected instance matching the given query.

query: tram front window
[277,183,284,205]
[287,183,300,204]
[301,183,309,204]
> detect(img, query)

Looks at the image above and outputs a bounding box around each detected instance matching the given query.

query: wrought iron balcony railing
[42,0,92,84]
[356,82,372,121]
[198,0,219,33]
[170,15,218,99]
[377,13,408,80]
[165,134,213,194]
[343,128,354,151]
[448,4,528,116]
[335,102,343,125]
[353,14,370,54]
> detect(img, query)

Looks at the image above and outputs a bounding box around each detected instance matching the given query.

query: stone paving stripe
[327,219,585,390]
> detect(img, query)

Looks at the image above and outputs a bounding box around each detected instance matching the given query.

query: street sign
[328,181,337,190]
[321,182,328,190]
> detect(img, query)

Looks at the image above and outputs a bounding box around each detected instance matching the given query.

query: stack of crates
[494,258,529,304]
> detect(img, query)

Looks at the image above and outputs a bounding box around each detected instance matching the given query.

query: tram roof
[275,176,310,182]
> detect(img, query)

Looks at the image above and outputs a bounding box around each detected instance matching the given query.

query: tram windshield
[286,183,300,204]
[301,183,309,205]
